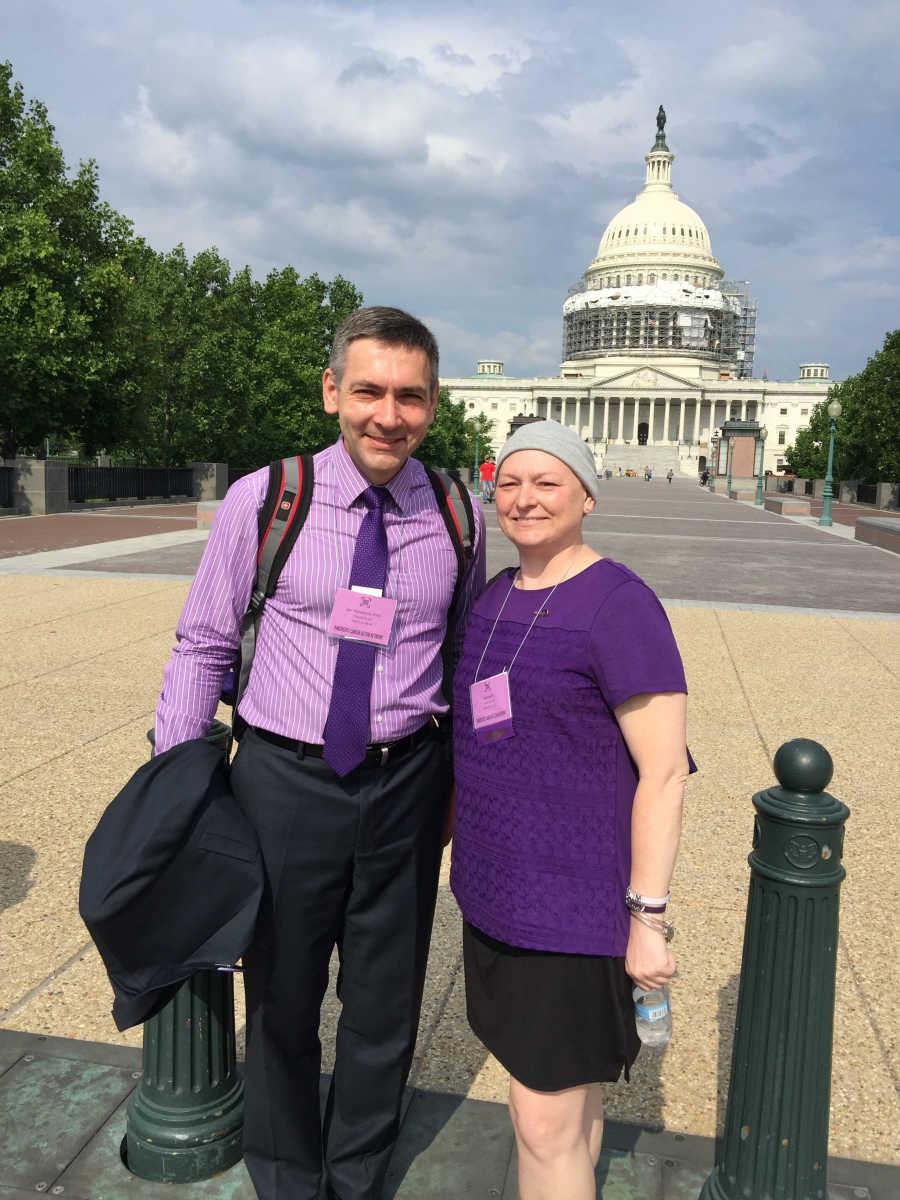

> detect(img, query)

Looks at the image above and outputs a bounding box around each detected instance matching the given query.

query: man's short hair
[329,307,440,392]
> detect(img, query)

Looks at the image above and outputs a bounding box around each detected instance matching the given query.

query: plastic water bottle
[633,985,672,1046]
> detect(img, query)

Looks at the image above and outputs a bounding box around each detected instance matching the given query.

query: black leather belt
[252,716,442,768]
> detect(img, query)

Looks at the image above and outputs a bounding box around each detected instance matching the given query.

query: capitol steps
[599,444,686,475]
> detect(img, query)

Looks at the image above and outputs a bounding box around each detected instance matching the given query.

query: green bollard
[125,969,244,1181]
[700,739,849,1200]
[126,720,244,1182]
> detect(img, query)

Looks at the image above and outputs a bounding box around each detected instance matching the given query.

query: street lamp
[474,429,481,497]
[726,438,734,496]
[754,426,768,505]
[818,399,843,527]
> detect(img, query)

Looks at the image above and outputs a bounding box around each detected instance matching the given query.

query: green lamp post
[699,739,849,1200]
[708,429,719,489]
[818,399,842,527]
[754,426,768,505]
[474,429,481,497]
[726,436,734,496]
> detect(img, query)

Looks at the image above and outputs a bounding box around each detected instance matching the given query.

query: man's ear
[425,383,439,426]
[323,367,339,414]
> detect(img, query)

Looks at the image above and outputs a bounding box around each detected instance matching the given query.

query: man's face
[323,338,437,484]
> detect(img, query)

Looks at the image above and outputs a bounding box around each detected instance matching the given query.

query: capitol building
[441,114,832,476]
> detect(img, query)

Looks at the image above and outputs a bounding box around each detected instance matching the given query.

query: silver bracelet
[629,910,676,943]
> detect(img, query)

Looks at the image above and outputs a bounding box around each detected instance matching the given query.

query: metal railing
[227,467,257,488]
[0,466,13,509]
[856,483,877,505]
[68,466,194,504]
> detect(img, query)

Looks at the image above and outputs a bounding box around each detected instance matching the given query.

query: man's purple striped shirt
[155,439,486,752]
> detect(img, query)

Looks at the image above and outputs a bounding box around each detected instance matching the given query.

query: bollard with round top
[699,739,849,1200]
[124,720,244,1182]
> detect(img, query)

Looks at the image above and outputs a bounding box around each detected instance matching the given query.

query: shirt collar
[331,436,418,516]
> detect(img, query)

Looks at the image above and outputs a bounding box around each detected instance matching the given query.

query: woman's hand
[625,914,676,992]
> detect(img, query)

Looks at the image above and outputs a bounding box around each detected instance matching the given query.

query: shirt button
[376,714,383,723]
[377,664,384,673]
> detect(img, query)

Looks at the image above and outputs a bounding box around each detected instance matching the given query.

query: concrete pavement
[0,479,899,1169]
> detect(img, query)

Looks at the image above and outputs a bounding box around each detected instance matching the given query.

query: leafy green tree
[120,245,253,466]
[0,62,135,459]
[465,412,496,467]
[787,329,900,483]
[415,387,470,468]
[242,269,361,465]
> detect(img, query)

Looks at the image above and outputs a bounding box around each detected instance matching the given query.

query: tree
[464,412,496,467]
[787,329,900,483]
[415,387,470,468]
[121,245,255,466]
[242,269,361,465]
[0,62,134,459]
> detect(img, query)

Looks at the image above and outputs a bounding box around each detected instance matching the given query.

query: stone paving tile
[0,511,197,557]
[2,569,899,1168]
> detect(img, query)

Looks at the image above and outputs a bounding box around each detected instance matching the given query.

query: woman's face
[495,449,595,553]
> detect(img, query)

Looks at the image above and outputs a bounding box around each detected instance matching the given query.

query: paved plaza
[1,478,899,1193]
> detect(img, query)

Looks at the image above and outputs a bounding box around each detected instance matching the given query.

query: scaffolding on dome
[719,281,757,379]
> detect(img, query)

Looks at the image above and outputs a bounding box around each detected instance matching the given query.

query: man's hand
[625,915,676,992]
[442,786,455,847]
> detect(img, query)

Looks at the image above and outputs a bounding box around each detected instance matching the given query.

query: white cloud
[1,0,898,379]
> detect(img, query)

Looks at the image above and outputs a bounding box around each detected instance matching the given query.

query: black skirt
[462,921,641,1092]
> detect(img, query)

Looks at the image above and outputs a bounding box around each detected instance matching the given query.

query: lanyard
[473,544,586,684]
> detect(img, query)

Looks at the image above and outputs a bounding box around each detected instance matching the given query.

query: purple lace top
[450,559,687,957]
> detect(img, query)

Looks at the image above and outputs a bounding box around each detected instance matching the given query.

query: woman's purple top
[450,558,687,958]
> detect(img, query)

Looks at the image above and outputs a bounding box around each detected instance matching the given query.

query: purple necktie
[322,486,390,777]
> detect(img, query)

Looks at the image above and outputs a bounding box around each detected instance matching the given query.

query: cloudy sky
[3,0,899,380]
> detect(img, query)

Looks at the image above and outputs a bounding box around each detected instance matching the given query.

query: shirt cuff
[154,700,215,755]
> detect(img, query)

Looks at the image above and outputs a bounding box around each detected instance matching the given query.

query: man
[479,457,496,503]
[666,469,674,484]
[155,307,486,1200]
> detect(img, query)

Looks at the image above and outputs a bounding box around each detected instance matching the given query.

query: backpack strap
[424,467,477,710]
[231,456,314,740]
[425,467,475,606]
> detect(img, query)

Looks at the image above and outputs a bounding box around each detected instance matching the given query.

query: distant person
[617,466,623,477]
[666,469,674,485]
[450,421,690,1200]
[480,458,496,503]
[699,468,709,486]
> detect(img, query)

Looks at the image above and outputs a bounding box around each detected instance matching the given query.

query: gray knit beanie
[495,420,599,499]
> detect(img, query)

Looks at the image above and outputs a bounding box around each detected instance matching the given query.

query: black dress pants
[230,726,450,1200]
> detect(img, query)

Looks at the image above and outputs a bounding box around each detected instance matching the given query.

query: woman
[450,421,691,1200]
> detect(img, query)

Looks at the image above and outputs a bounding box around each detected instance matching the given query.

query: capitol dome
[563,115,753,373]
[588,127,721,290]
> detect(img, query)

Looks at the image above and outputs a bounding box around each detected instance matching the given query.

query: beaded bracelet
[625,887,671,914]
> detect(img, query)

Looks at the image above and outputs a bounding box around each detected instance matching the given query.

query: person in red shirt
[479,458,496,502]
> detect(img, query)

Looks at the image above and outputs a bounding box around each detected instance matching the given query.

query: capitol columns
[588,398,596,442]
[664,398,672,443]
[678,400,687,443]
[647,398,656,445]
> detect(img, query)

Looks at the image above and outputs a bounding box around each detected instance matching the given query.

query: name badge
[327,587,397,647]
[469,672,515,745]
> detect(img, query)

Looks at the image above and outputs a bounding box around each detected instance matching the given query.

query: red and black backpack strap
[231,456,314,740]
[424,466,476,710]
[255,456,315,602]
[424,467,475,613]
